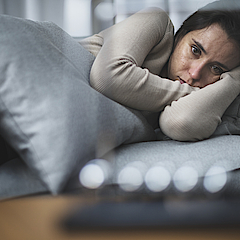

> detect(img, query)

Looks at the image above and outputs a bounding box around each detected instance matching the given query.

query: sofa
[0,14,240,201]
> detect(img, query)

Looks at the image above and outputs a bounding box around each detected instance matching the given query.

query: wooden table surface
[0,194,240,240]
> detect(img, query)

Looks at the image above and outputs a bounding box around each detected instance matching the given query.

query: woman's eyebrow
[214,61,230,71]
[192,39,206,54]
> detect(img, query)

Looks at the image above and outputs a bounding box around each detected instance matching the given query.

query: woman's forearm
[159,67,240,141]
[91,59,198,111]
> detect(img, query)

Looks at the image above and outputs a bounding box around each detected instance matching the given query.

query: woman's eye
[191,45,201,56]
[211,65,223,75]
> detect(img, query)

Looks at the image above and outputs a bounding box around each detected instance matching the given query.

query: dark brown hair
[174,1,240,49]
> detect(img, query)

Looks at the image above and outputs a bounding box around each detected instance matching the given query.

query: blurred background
[0,0,228,37]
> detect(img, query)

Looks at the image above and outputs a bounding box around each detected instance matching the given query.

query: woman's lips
[176,77,186,84]
[180,79,185,84]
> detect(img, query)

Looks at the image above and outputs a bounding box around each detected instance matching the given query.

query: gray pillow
[0,15,156,194]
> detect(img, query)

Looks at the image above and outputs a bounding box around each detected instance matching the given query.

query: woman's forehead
[188,24,229,45]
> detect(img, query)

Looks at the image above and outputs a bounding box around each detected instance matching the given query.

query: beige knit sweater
[80,7,240,141]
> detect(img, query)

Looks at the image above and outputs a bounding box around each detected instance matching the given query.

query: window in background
[0,0,220,37]
[63,0,91,37]
[0,0,26,17]
[114,0,169,23]
[89,0,215,35]
[25,0,65,29]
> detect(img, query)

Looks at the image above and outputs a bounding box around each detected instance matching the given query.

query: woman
[80,1,240,141]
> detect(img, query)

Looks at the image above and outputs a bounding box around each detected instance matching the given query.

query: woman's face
[168,24,240,88]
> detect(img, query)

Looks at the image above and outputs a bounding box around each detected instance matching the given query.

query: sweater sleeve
[89,7,198,112]
[159,66,240,141]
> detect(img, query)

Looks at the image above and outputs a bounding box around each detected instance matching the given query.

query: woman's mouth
[177,77,186,84]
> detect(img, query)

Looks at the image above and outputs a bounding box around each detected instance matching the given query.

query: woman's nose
[188,61,204,82]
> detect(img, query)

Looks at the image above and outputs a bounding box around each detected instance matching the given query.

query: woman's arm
[89,8,198,112]
[159,66,240,141]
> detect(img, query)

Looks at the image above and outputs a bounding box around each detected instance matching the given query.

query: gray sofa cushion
[109,135,240,176]
[100,135,240,195]
[1,135,240,200]
[0,15,155,194]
